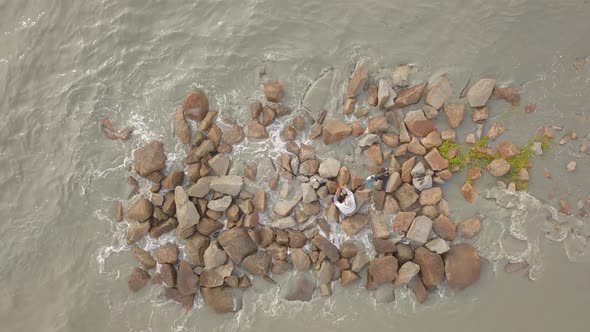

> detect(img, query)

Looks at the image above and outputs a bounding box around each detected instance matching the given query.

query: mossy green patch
[439,140,465,170]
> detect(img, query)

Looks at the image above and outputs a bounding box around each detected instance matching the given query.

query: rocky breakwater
[114,61,563,314]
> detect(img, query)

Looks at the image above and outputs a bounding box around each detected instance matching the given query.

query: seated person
[333,185,356,215]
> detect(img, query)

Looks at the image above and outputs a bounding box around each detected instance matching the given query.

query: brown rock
[419,187,442,206]
[291,248,311,271]
[443,103,465,129]
[156,243,179,264]
[368,115,388,134]
[184,140,215,164]
[408,275,428,304]
[487,122,505,140]
[396,243,415,264]
[224,124,245,145]
[127,221,150,245]
[395,183,419,209]
[238,275,252,288]
[424,76,452,110]
[486,158,511,177]
[310,123,323,139]
[250,100,262,120]
[132,247,157,269]
[424,148,448,171]
[364,144,383,169]
[401,157,416,183]
[128,197,153,222]
[339,242,358,258]
[346,62,368,98]
[460,182,476,203]
[198,111,217,131]
[175,108,191,144]
[421,131,442,149]
[467,78,496,107]
[260,106,276,126]
[182,90,209,121]
[244,162,257,181]
[407,136,426,155]
[368,256,398,286]
[492,85,521,105]
[496,141,519,158]
[242,251,271,276]
[394,82,427,108]
[366,82,378,106]
[444,244,481,290]
[161,171,184,190]
[350,122,364,137]
[413,247,444,289]
[177,260,199,295]
[393,211,416,233]
[281,126,297,141]
[341,270,360,286]
[150,217,179,238]
[343,98,356,114]
[433,215,456,241]
[312,235,339,262]
[128,267,150,292]
[272,259,291,274]
[404,110,435,137]
[218,227,258,264]
[457,216,482,238]
[245,121,269,139]
[134,141,166,177]
[323,118,352,145]
[160,263,176,287]
[184,233,210,266]
[472,106,488,122]
[382,133,399,147]
[201,286,241,314]
[263,81,283,102]
[163,287,195,310]
[341,214,369,236]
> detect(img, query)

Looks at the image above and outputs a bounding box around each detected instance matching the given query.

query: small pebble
[566,161,577,172]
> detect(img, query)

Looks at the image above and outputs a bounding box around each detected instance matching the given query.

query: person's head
[337,190,346,203]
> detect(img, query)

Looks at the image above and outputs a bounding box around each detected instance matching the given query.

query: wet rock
[351,251,370,273]
[182,90,209,121]
[504,261,530,273]
[198,111,217,131]
[242,251,271,276]
[156,243,179,265]
[444,243,481,290]
[343,98,356,115]
[413,247,444,289]
[273,193,302,217]
[207,154,229,176]
[392,64,411,87]
[368,256,398,286]
[460,182,476,203]
[394,82,427,108]
[377,79,391,109]
[160,263,177,287]
[283,274,315,302]
[204,241,227,269]
[291,248,311,271]
[413,175,433,192]
[176,260,199,295]
[218,227,258,264]
[340,242,358,258]
[424,148,448,171]
[184,233,210,266]
[492,85,521,105]
[127,221,150,245]
[200,263,234,288]
[238,275,252,289]
[366,82,378,106]
[346,62,368,98]
[301,182,318,204]
[312,235,339,262]
[408,275,428,304]
[487,122,505,140]
[457,216,481,238]
[261,106,276,126]
[310,123,323,139]
[419,187,442,206]
[132,247,156,269]
[443,103,466,129]
[163,287,195,311]
[393,211,416,233]
[368,115,388,134]
[319,283,333,297]
[425,238,450,254]
[134,141,167,177]
[370,211,390,239]
[394,261,420,287]
[322,118,352,145]
[202,286,241,314]
[150,217,179,238]
[128,197,153,222]
[349,122,364,137]
[318,158,341,178]
[128,267,150,292]
[530,142,543,155]
[467,78,496,107]
[245,121,269,139]
[396,243,415,264]
[250,100,262,120]
[472,106,488,122]
[394,183,419,209]
[364,144,383,169]
[406,216,433,246]
[317,260,334,284]
[175,108,191,144]
[210,175,243,196]
[403,109,435,137]
[186,176,212,198]
[424,76,452,110]
[341,214,369,236]
[433,214,456,241]
[341,270,360,286]
[271,216,297,229]
[381,133,399,147]
[497,141,519,158]
[263,80,283,102]
[486,158,511,177]
[224,124,245,145]
[175,186,200,230]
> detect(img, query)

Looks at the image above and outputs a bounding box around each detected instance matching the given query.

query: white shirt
[333,188,356,215]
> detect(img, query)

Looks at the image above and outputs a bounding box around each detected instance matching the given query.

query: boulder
[394,261,420,286]
[186,176,212,198]
[394,82,427,108]
[358,133,380,147]
[318,158,341,178]
[406,216,433,246]
[425,238,450,254]
[341,270,360,286]
[424,76,452,110]
[368,256,398,286]
[444,244,481,290]
[263,80,283,102]
[301,182,318,203]
[273,193,302,217]
[393,211,416,233]
[424,148,448,171]
[443,103,466,129]
[368,115,388,134]
[175,108,191,144]
[433,215,456,241]
[175,186,200,230]
[403,110,435,137]
[160,263,177,288]
[408,275,428,304]
[322,118,351,145]
[126,221,150,245]
[156,243,179,264]
[291,248,311,271]
[245,121,269,139]
[224,124,245,145]
[283,274,315,302]
[242,251,271,276]
[385,172,402,193]
[134,141,166,177]
[467,78,496,107]
[394,183,418,209]
[369,211,390,239]
[202,286,241,314]
[128,267,150,292]
[218,227,258,264]
[128,198,153,222]
[210,175,243,196]
[207,196,232,212]
[346,62,368,98]
[131,247,156,269]
[182,90,209,120]
[199,263,233,288]
[486,158,511,177]
[341,214,369,236]
[271,216,297,229]
[204,241,227,269]
[457,216,482,238]
[184,233,210,266]
[177,260,199,295]
[413,247,444,289]
[312,235,339,262]
[208,154,230,176]
[161,171,184,190]
[419,187,442,206]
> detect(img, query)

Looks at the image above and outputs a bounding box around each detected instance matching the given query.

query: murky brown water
[1,0,589,331]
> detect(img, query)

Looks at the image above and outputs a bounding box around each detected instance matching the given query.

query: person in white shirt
[333,185,356,215]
